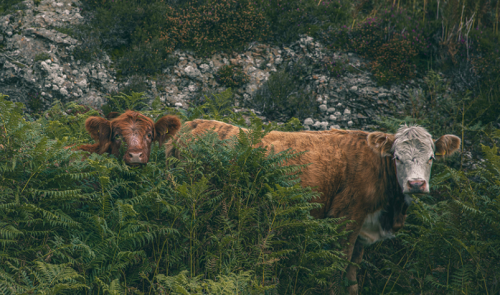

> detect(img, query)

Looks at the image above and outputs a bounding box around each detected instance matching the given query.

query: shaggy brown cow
[77,110,181,165]
[166,119,461,294]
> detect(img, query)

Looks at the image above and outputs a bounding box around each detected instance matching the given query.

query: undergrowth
[0,93,348,294]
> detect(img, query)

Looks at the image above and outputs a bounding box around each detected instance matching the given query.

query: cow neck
[375,156,404,232]
[381,156,402,204]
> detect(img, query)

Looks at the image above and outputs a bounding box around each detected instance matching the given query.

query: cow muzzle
[406,179,428,194]
[125,151,147,165]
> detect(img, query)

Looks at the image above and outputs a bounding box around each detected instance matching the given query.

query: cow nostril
[408,180,425,189]
[139,153,143,158]
[128,153,133,158]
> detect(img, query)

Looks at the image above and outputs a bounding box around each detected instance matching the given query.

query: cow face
[84,110,181,165]
[368,126,461,194]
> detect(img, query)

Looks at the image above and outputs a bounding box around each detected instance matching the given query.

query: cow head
[367,125,461,194]
[84,110,181,165]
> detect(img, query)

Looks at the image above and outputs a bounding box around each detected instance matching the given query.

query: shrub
[0,0,26,14]
[250,64,317,122]
[26,90,43,113]
[161,0,269,57]
[321,55,351,78]
[256,0,351,45]
[215,65,250,89]
[0,93,349,294]
[101,91,149,116]
[327,7,429,84]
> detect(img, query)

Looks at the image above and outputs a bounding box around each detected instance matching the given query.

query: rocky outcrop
[1,0,417,131]
[0,0,116,109]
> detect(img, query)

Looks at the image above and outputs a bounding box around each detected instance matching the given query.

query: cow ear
[106,112,120,120]
[84,116,112,153]
[367,132,395,157]
[434,134,461,160]
[154,115,181,146]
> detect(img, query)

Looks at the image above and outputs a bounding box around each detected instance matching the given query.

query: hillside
[1,0,500,293]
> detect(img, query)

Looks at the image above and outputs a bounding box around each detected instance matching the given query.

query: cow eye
[147,133,152,139]
[394,156,400,163]
[428,155,435,163]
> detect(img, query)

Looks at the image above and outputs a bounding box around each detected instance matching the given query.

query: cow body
[168,119,460,294]
[77,110,181,166]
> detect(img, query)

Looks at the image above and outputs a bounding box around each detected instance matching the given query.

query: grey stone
[319,104,328,112]
[304,118,314,125]
[199,64,210,73]
[327,107,336,113]
[184,65,201,79]
[319,121,329,130]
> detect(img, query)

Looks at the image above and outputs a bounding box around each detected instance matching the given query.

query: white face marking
[358,210,394,246]
[392,126,436,194]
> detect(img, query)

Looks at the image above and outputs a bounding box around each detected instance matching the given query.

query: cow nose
[407,179,426,191]
[127,152,144,163]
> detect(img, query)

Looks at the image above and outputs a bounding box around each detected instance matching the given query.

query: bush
[101,91,149,116]
[256,0,352,45]
[0,93,350,294]
[327,6,429,84]
[0,0,26,15]
[321,55,351,78]
[215,65,250,89]
[161,0,269,57]
[250,63,317,122]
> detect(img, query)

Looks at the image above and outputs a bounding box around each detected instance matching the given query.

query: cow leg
[346,239,364,295]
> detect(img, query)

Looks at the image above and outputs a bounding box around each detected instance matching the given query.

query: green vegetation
[1,0,500,293]
[215,65,250,89]
[34,52,50,62]
[0,0,26,15]
[1,92,349,294]
[250,60,317,122]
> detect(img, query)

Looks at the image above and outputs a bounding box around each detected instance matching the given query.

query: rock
[319,121,329,130]
[199,64,210,73]
[304,118,314,125]
[0,2,420,132]
[184,65,201,79]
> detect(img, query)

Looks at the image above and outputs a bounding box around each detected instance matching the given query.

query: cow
[76,110,181,166]
[165,119,461,294]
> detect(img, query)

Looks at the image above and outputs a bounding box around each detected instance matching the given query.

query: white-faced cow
[165,119,460,294]
[77,110,181,166]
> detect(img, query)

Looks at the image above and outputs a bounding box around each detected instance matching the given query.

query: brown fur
[167,119,458,294]
[77,110,181,165]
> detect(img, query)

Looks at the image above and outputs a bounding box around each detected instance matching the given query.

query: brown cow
[77,110,181,165]
[165,119,461,294]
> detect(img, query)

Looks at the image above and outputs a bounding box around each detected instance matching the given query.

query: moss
[52,26,76,37]
[34,52,50,62]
